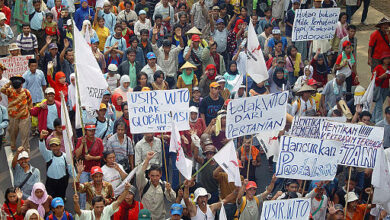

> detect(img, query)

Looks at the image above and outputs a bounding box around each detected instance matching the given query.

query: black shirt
[199,95,224,125]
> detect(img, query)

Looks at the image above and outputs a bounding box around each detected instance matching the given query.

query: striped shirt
[16,33,38,51]
[106,133,134,162]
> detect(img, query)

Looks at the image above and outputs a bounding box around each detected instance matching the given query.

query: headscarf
[251,83,267,95]
[205,64,217,80]
[112,93,123,111]
[27,183,49,218]
[180,69,194,85]
[303,65,313,80]
[227,61,239,75]
[81,20,94,37]
[273,67,287,88]
[119,75,130,92]
[68,73,76,109]
[24,209,40,220]
[233,19,244,34]
[316,54,328,74]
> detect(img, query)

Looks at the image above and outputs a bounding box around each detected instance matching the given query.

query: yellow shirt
[93,24,110,51]
[312,92,322,110]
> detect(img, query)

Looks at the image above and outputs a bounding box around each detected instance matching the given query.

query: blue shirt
[39,140,73,179]
[30,11,45,31]
[46,0,68,9]
[267,37,288,51]
[98,11,117,34]
[104,35,127,55]
[45,212,73,220]
[13,164,41,200]
[46,104,58,130]
[22,69,47,103]
[285,9,295,37]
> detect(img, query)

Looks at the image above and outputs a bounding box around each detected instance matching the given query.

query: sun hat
[194,187,211,202]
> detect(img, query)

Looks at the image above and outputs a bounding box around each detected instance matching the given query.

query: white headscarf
[119,75,130,92]
[68,73,76,108]
[303,65,313,80]
[81,20,94,37]
[24,209,40,220]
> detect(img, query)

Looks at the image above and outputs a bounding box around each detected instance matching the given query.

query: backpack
[233,196,259,220]
[48,211,70,220]
[141,180,166,200]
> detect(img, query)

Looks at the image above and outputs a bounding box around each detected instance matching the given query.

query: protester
[112,185,143,220]
[21,182,52,218]
[1,187,24,220]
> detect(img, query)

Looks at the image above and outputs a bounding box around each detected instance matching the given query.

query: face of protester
[287,183,299,192]
[155,74,164,84]
[205,151,215,160]
[141,32,149,41]
[23,26,31,35]
[193,90,201,100]
[361,116,371,125]
[66,51,74,62]
[123,82,130,89]
[346,180,356,191]
[210,44,217,54]
[276,71,284,79]
[293,2,300,9]
[86,129,95,138]
[139,75,147,86]
[344,45,352,54]
[55,125,62,134]
[125,192,134,204]
[334,210,344,220]
[10,49,19,56]
[155,18,162,27]
[18,157,30,169]
[314,1,321,8]
[275,43,283,52]
[315,188,324,199]
[70,76,75,85]
[92,173,103,183]
[197,196,208,208]
[122,105,128,119]
[81,1,88,8]
[192,40,200,48]
[53,205,64,216]
[59,76,66,84]
[179,14,187,24]
[7,192,18,204]
[185,68,192,75]
[98,18,105,27]
[91,42,98,50]
[116,124,125,137]
[163,45,171,54]
[97,108,107,118]
[148,58,156,67]
[46,92,55,103]
[217,22,225,31]
[246,187,256,199]
[149,170,162,186]
[210,86,220,96]
[50,144,62,156]
[105,153,116,167]
[144,133,154,142]
[340,14,347,24]
[93,201,105,215]
[127,52,136,63]
[238,87,245,96]
[251,16,258,25]
[102,95,110,104]
[240,8,247,17]
[131,39,138,49]
[35,189,44,199]
[290,47,298,57]
[347,28,356,38]
[29,214,39,220]
[115,27,122,36]
[190,112,198,121]
[302,91,312,100]
[117,96,123,106]
[29,63,38,73]
[349,200,358,209]
[380,23,390,32]
[336,76,345,85]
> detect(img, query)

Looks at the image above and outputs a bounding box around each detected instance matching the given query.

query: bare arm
[226,14,237,31]
[112,183,130,210]
[183,180,197,217]
[39,36,52,57]
[60,39,70,63]
[232,46,242,61]
[73,194,82,216]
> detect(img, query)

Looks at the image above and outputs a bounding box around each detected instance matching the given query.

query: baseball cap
[100,103,107,110]
[246,181,257,190]
[217,77,226,83]
[48,43,58,50]
[129,185,137,195]
[292,0,300,3]
[90,166,103,176]
[107,64,118,72]
[17,151,29,160]
[51,197,64,208]
[0,12,6,21]
[139,10,146,15]
[272,27,281,34]
[170,203,183,216]
[138,209,151,220]
[209,82,220,88]
[146,52,156,60]
[191,34,201,42]
[91,37,99,44]
[49,137,61,146]
[216,18,224,24]
[212,5,220,10]
[85,123,96,130]
[189,106,198,113]
[45,87,55,94]
[334,204,344,213]
[192,86,200,92]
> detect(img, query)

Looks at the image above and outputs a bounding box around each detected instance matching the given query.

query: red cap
[380,51,390,60]
[307,79,318,86]
[191,34,201,42]
[246,181,257,190]
[90,166,103,176]
[342,40,351,49]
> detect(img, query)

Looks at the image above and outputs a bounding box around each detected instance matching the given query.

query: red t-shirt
[1,200,25,220]
[373,64,390,88]
[74,137,104,172]
[369,30,390,59]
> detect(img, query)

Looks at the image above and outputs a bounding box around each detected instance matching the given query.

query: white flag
[246,19,268,84]
[372,147,390,212]
[219,203,227,220]
[84,28,91,44]
[169,121,192,180]
[361,73,375,106]
[73,21,108,116]
[114,166,138,196]
[213,141,242,187]
[256,130,280,159]
[60,93,74,165]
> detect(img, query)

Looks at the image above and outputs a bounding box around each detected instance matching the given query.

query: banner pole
[161,134,169,181]
[362,186,373,218]
[246,135,253,179]
[345,166,352,219]
[180,156,214,188]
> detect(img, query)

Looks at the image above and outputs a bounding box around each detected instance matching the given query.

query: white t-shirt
[105,73,120,92]
[101,164,125,189]
[75,203,117,220]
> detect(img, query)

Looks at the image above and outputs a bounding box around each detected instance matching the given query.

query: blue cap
[292,0,300,3]
[147,52,156,60]
[51,197,64,208]
[91,37,99,44]
[170,203,183,216]
[216,18,224,24]
[103,90,111,96]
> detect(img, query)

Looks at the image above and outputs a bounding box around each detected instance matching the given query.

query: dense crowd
[0,0,389,219]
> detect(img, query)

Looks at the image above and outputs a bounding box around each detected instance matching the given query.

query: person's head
[91,166,103,183]
[103,150,115,167]
[116,122,126,136]
[48,43,58,57]
[264,24,273,35]
[124,185,136,205]
[161,0,168,6]
[313,0,321,8]
[203,145,217,159]
[155,14,163,27]
[264,7,272,17]
[335,73,346,85]
[212,6,220,17]
[194,187,210,208]
[381,52,390,65]
[359,111,372,125]
[339,12,347,24]
[0,12,6,25]
[148,164,162,186]
[147,52,157,66]
[162,39,172,54]
[32,182,47,199]
[97,103,107,118]
[240,7,247,17]
[347,25,357,38]
[120,75,130,89]
[292,0,300,9]
[192,87,201,100]
[137,72,148,86]
[215,18,225,31]
[45,87,55,102]
[238,84,245,96]
[170,203,183,220]
[55,71,66,85]
[173,24,182,38]
[153,70,164,84]
[138,9,146,20]
[49,137,62,156]
[209,41,217,54]
[114,23,123,36]
[121,102,128,119]
[287,45,297,57]
[274,41,283,52]
[51,197,65,216]
[54,0,61,7]
[140,29,149,41]
[243,136,252,150]
[345,191,358,209]
[97,17,105,27]
[285,179,299,192]
[189,106,198,121]
[70,73,75,85]
[245,181,257,199]
[46,12,53,23]
[342,40,352,54]
[251,15,258,25]
[28,58,38,72]
[178,11,187,24]
[209,82,220,96]
[345,172,357,191]
[102,91,111,104]
[80,0,88,8]
[275,67,284,79]
[25,209,40,220]
[130,36,138,49]
[143,133,154,142]
[5,187,18,204]
[103,1,111,11]
[22,24,31,35]
[333,204,344,220]
[32,0,41,11]
[9,43,20,56]
[178,3,187,12]
[91,196,105,214]
[17,150,29,169]
[53,118,61,134]
[85,123,96,137]
[216,76,226,88]
[191,34,201,48]
[385,106,390,123]
[304,65,313,76]
[64,48,74,62]
[126,47,137,62]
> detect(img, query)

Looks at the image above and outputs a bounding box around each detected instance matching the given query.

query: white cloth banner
[73,21,108,115]
[292,8,340,41]
[225,91,288,139]
[372,147,390,212]
[360,73,375,105]
[219,203,227,220]
[320,121,384,168]
[169,121,192,180]
[256,130,280,159]
[275,136,342,180]
[114,166,138,196]
[127,89,190,133]
[246,19,268,84]
[260,198,311,220]
[290,116,346,139]
[60,93,74,165]
[213,141,241,187]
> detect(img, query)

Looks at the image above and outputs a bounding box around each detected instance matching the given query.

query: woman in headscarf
[67,73,76,110]
[269,67,290,94]
[113,186,143,220]
[81,20,98,42]
[223,61,240,92]
[311,48,329,87]
[47,70,68,102]
[24,209,41,220]
[249,81,269,96]
[114,75,132,101]
[21,183,52,218]
[182,106,206,158]
[199,64,217,97]
[177,61,198,96]
[293,65,314,92]
[111,93,123,119]
[227,19,246,57]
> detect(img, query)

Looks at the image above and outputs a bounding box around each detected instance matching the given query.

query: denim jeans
[79,171,91,209]
[346,5,359,24]
[372,87,389,123]
[360,0,371,22]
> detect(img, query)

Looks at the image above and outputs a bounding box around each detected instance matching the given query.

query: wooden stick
[345,166,353,220]
[362,186,373,218]
[302,180,307,196]
[246,135,254,179]
[180,156,214,188]
[161,134,169,181]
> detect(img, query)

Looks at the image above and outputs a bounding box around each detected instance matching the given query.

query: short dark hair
[263,7,271,13]
[153,70,164,81]
[126,47,136,55]
[177,2,186,9]
[28,58,37,65]
[103,150,115,160]
[124,1,132,6]
[333,109,342,117]
[121,101,128,111]
[149,164,162,173]
[5,187,17,204]
[155,14,163,21]
[22,23,30,28]
[347,24,357,30]
[264,24,273,30]
[359,111,372,120]
[46,12,53,18]
[53,118,61,128]
[140,29,149,35]
[219,3,227,10]
[114,23,122,30]
[130,36,138,43]
[92,196,105,206]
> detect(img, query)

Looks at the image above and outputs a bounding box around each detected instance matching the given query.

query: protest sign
[127,89,190,133]
[256,130,280,159]
[225,91,288,139]
[275,136,342,180]
[290,116,346,139]
[320,121,383,168]
[292,8,340,41]
[261,198,311,220]
[0,55,34,78]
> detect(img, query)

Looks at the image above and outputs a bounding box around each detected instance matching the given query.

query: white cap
[194,187,211,202]
[108,64,118,72]
[239,84,246,89]
[189,106,198,113]
[0,12,6,21]
[344,192,358,203]
[45,87,55,94]
[17,151,29,160]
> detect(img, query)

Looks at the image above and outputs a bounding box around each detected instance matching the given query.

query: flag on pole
[246,19,268,84]
[84,27,91,45]
[114,166,138,196]
[60,92,74,165]
[169,121,192,180]
[213,141,242,187]
[73,21,108,121]
[372,147,390,212]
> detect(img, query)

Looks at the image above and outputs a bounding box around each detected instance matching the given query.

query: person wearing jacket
[118,48,142,89]
[74,0,94,31]
[47,64,68,102]
[30,87,61,133]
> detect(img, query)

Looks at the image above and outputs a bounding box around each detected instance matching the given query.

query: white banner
[275,136,342,180]
[320,121,383,168]
[60,93,74,165]
[256,130,280,159]
[127,89,190,133]
[246,18,268,84]
[290,116,346,139]
[213,141,241,186]
[292,8,340,41]
[0,55,34,78]
[169,120,192,180]
[261,198,311,220]
[225,92,288,139]
[372,148,390,212]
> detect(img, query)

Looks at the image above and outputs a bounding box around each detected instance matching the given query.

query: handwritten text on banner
[290,116,346,139]
[261,198,311,220]
[127,89,190,133]
[275,136,342,180]
[0,55,34,78]
[320,121,384,169]
[292,8,340,41]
